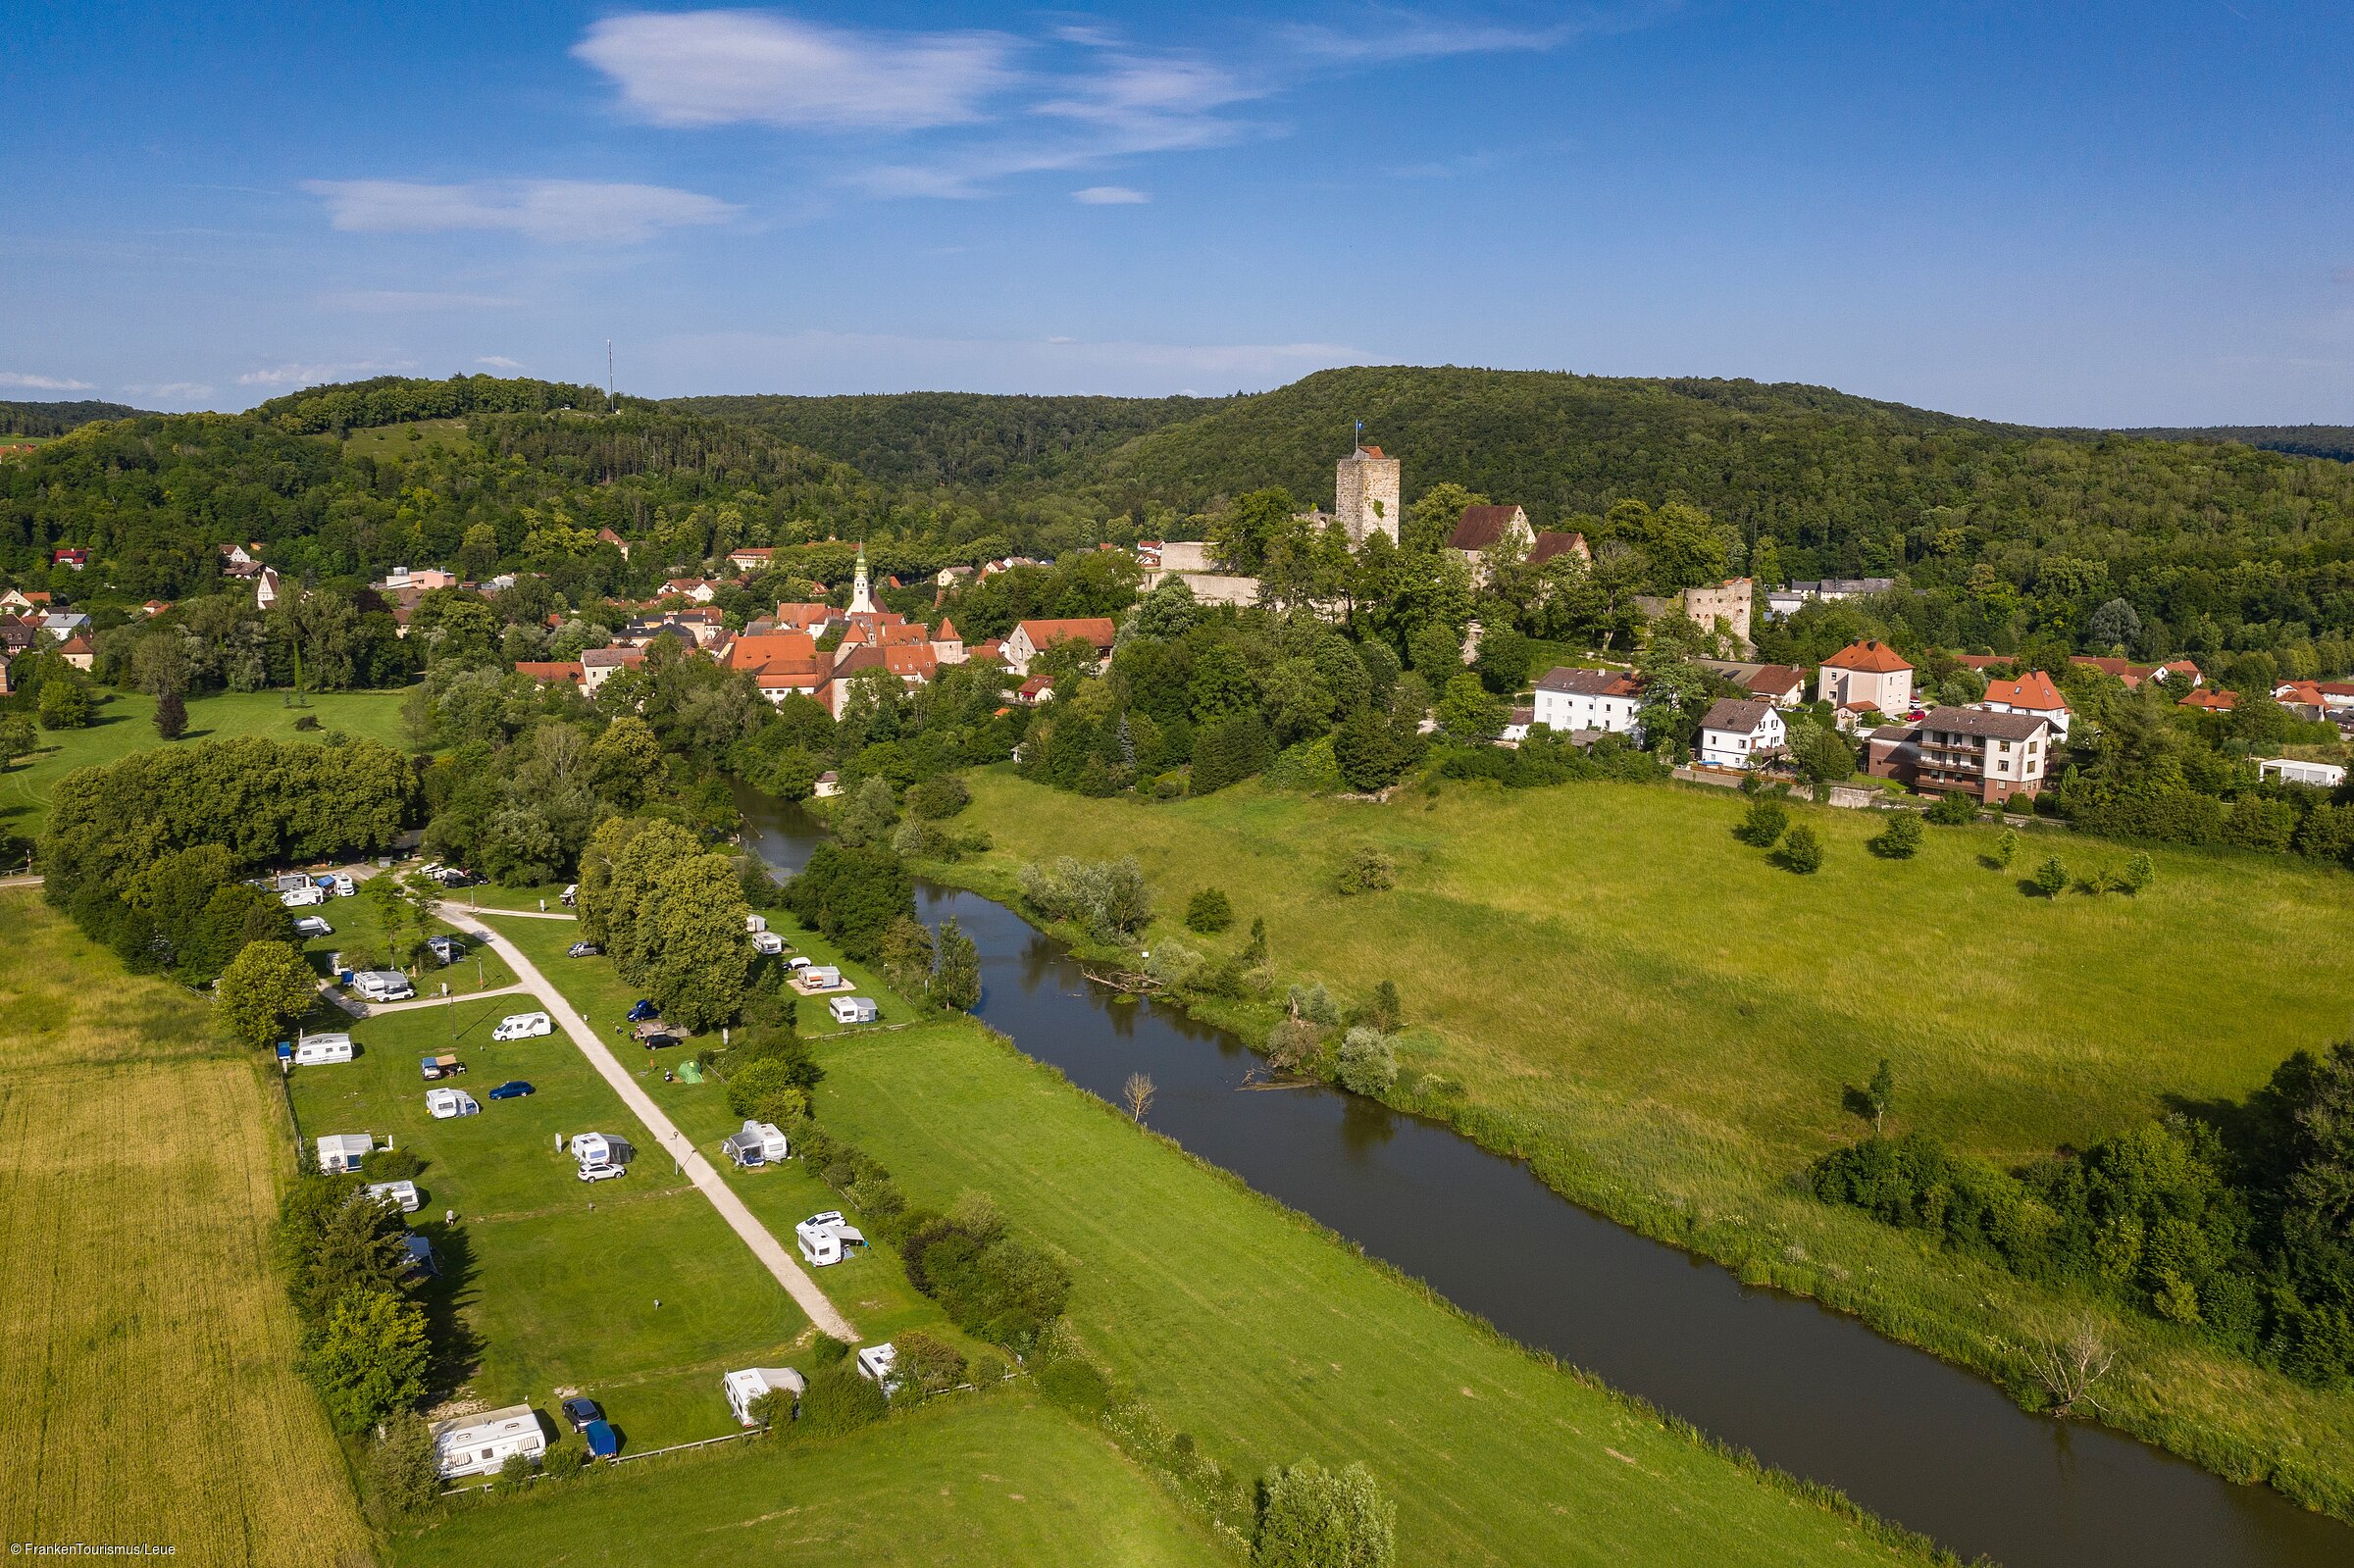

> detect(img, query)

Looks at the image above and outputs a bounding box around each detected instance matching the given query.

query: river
[739,791,2347,1568]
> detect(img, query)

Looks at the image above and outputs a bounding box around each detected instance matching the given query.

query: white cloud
[0,371,96,391]
[123,381,215,400]
[1073,185,1150,204]
[575,11,1015,130]
[304,179,739,244]
[235,359,417,389]
[322,289,520,312]
[1279,9,1633,66]
[477,355,525,370]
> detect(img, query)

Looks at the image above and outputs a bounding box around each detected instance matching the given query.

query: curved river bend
[742,795,2345,1568]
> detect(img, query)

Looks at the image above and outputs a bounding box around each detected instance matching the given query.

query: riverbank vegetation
[0,889,373,1565]
[929,766,2354,1515]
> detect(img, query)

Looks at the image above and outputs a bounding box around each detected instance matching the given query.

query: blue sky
[3,2,2350,424]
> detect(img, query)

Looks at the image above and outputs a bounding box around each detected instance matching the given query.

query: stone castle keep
[1332,444,1402,545]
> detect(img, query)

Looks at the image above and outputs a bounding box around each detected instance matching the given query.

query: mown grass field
[943,769,2354,1507]
[342,418,473,460]
[504,897,1941,1565]
[298,889,519,995]
[0,686,411,840]
[0,890,374,1566]
[285,1000,814,1451]
[390,1392,1231,1568]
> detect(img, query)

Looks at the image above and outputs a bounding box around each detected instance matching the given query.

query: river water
[740,793,2346,1568]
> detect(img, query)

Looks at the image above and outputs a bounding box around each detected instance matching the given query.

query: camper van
[353,971,413,1003]
[315,1133,374,1173]
[333,873,356,897]
[827,995,879,1026]
[491,1011,552,1041]
[292,915,333,938]
[572,1132,631,1181]
[794,1211,868,1267]
[723,1366,806,1426]
[426,1087,481,1119]
[292,1034,355,1066]
[854,1342,898,1392]
[366,1179,420,1213]
[280,884,326,908]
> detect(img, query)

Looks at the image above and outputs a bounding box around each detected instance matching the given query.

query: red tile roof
[1526,531,1590,566]
[1821,638,1913,674]
[2178,686,2237,712]
[1982,670,2068,712]
[1449,504,1526,552]
[514,661,585,685]
[1016,617,1117,651]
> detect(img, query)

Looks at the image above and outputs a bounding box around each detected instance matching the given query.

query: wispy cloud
[235,359,417,389]
[574,12,1015,130]
[304,179,739,243]
[477,355,526,370]
[0,371,96,391]
[123,381,215,400]
[1073,185,1151,204]
[1280,7,1645,66]
[322,289,521,312]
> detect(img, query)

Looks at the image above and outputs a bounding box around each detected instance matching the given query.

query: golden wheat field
[0,890,373,1566]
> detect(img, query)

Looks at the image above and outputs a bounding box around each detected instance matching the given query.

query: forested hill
[2119,426,2354,463]
[664,389,1229,486]
[1,399,153,436]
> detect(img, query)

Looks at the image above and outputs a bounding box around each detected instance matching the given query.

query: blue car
[626,999,659,1023]
[583,1419,620,1460]
[486,1080,535,1100]
[560,1395,602,1431]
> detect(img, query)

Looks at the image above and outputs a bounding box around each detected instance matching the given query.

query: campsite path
[439,907,858,1343]
[451,905,577,920]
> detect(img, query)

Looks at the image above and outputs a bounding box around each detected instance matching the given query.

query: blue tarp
[584,1419,619,1458]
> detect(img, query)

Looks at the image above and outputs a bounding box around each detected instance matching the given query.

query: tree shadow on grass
[1839,1084,1880,1125]
[416,1218,486,1403]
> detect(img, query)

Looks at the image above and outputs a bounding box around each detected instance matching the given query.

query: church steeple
[848,540,875,615]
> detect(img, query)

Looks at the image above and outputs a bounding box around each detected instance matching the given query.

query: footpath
[439,906,857,1342]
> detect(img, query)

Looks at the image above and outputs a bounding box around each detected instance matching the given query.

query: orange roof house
[1816,639,1915,719]
[1004,617,1117,676]
[2178,686,2237,713]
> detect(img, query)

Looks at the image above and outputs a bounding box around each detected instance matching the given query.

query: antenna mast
[606,339,614,412]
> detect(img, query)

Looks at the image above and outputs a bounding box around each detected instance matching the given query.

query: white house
[1697,697,1787,770]
[1978,670,2073,741]
[432,1403,547,1480]
[1531,667,1643,736]
[2258,757,2348,788]
[724,1366,806,1426]
[315,1134,374,1173]
[1816,639,1914,717]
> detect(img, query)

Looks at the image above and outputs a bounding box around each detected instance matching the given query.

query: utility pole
[607,339,614,413]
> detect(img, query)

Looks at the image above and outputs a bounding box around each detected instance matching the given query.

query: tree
[892,1329,967,1399]
[1994,827,2019,868]
[365,1411,442,1514]
[2034,855,2069,897]
[38,679,92,730]
[1186,886,1234,934]
[1254,1459,1396,1568]
[153,688,187,740]
[217,939,319,1047]
[305,1288,431,1432]
[1865,1058,1895,1133]
[1434,672,1506,745]
[931,917,982,1011]
[1123,1072,1155,1123]
[1868,812,1922,859]
[2121,851,2155,893]
[725,1058,810,1125]
[797,1360,889,1437]
[1777,824,1825,874]
[0,715,35,771]
[1736,795,1789,847]
[1332,706,1416,794]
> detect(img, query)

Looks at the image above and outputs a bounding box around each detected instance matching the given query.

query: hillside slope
[0,399,153,436]
[2121,425,2354,463]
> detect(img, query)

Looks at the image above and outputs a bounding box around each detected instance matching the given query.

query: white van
[426,1087,481,1119]
[492,1011,552,1042]
[333,874,356,897]
[293,915,333,938]
[292,1034,354,1066]
[353,971,414,1003]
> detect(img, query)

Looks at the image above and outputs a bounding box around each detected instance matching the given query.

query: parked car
[578,1160,627,1183]
[787,955,813,972]
[420,1053,464,1081]
[640,1033,681,1052]
[292,915,333,938]
[492,1011,553,1042]
[567,940,601,958]
[560,1396,602,1431]
[486,1080,535,1100]
[626,998,660,1023]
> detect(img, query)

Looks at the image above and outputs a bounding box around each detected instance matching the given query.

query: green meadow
[939,767,2354,1512]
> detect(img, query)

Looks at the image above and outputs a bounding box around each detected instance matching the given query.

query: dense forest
[250,374,622,434]
[0,398,152,436]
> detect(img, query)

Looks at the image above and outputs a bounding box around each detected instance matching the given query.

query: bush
[1735,795,1788,846]
[540,1441,588,1481]
[1254,1460,1396,1568]
[797,1361,888,1437]
[1185,886,1234,935]
[1337,1029,1399,1097]
[2033,855,2069,897]
[2004,791,2035,816]
[725,1057,811,1125]
[1264,1017,1326,1075]
[1017,855,1153,941]
[1867,811,1922,859]
[492,1450,536,1495]
[1776,824,1824,874]
[367,1146,424,1184]
[154,689,187,740]
[1038,1352,1112,1415]
[1924,792,1980,825]
[743,1388,794,1433]
[807,1331,852,1369]
[1334,847,1396,895]
[906,773,970,820]
[892,1329,967,1399]
[364,1412,441,1514]
[38,680,93,731]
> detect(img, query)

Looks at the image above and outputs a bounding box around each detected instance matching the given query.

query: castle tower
[1335,444,1401,546]
[847,540,875,615]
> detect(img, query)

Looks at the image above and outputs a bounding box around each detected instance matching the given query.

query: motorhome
[572,1132,631,1180]
[353,971,413,1002]
[292,1034,354,1066]
[280,884,326,908]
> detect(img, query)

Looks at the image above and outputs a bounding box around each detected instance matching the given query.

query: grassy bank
[504,896,1950,1564]
[391,1392,1231,1568]
[0,890,374,1565]
[936,768,2354,1513]
[0,686,411,841]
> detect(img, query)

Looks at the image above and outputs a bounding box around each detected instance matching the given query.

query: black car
[641,1033,681,1051]
[560,1395,602,1432]
[567,940,601,958]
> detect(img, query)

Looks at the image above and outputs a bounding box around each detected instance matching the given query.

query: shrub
[2004,791,2035,816]
[1337,1029,1399,1097]
[2121,851,2155,893]
[1254,1460,1396,1568]
[743,1388,794,1433]
[540,1441,588,1481]
[492,1451,536,1495]
[367,1146,424,1184]
[1334,847,1396,895]
[1264,1017,1326,1075]
[1925,791,1980,825]
[364,1412,441,1514]
[726,1058,810,1125]
[1286,984,1340,1026]
[1038,1352,1112,1415]
[1776,824,1825,874]
[797,1361,888,1437]
[906,773,970,820]
[1017,855,1153,940]
[1185,886,1234,935]
[2033,855,2069,897]
[1867,811,1921,859]
[892,1329,967,1399]
[292,713,323,733]
[807,1332,852,1369]
[1735,795,1788,846]
[154,689,187,740]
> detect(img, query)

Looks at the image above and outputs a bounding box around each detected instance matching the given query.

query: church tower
[847,540,875,615]
[1335,443,1401,546]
